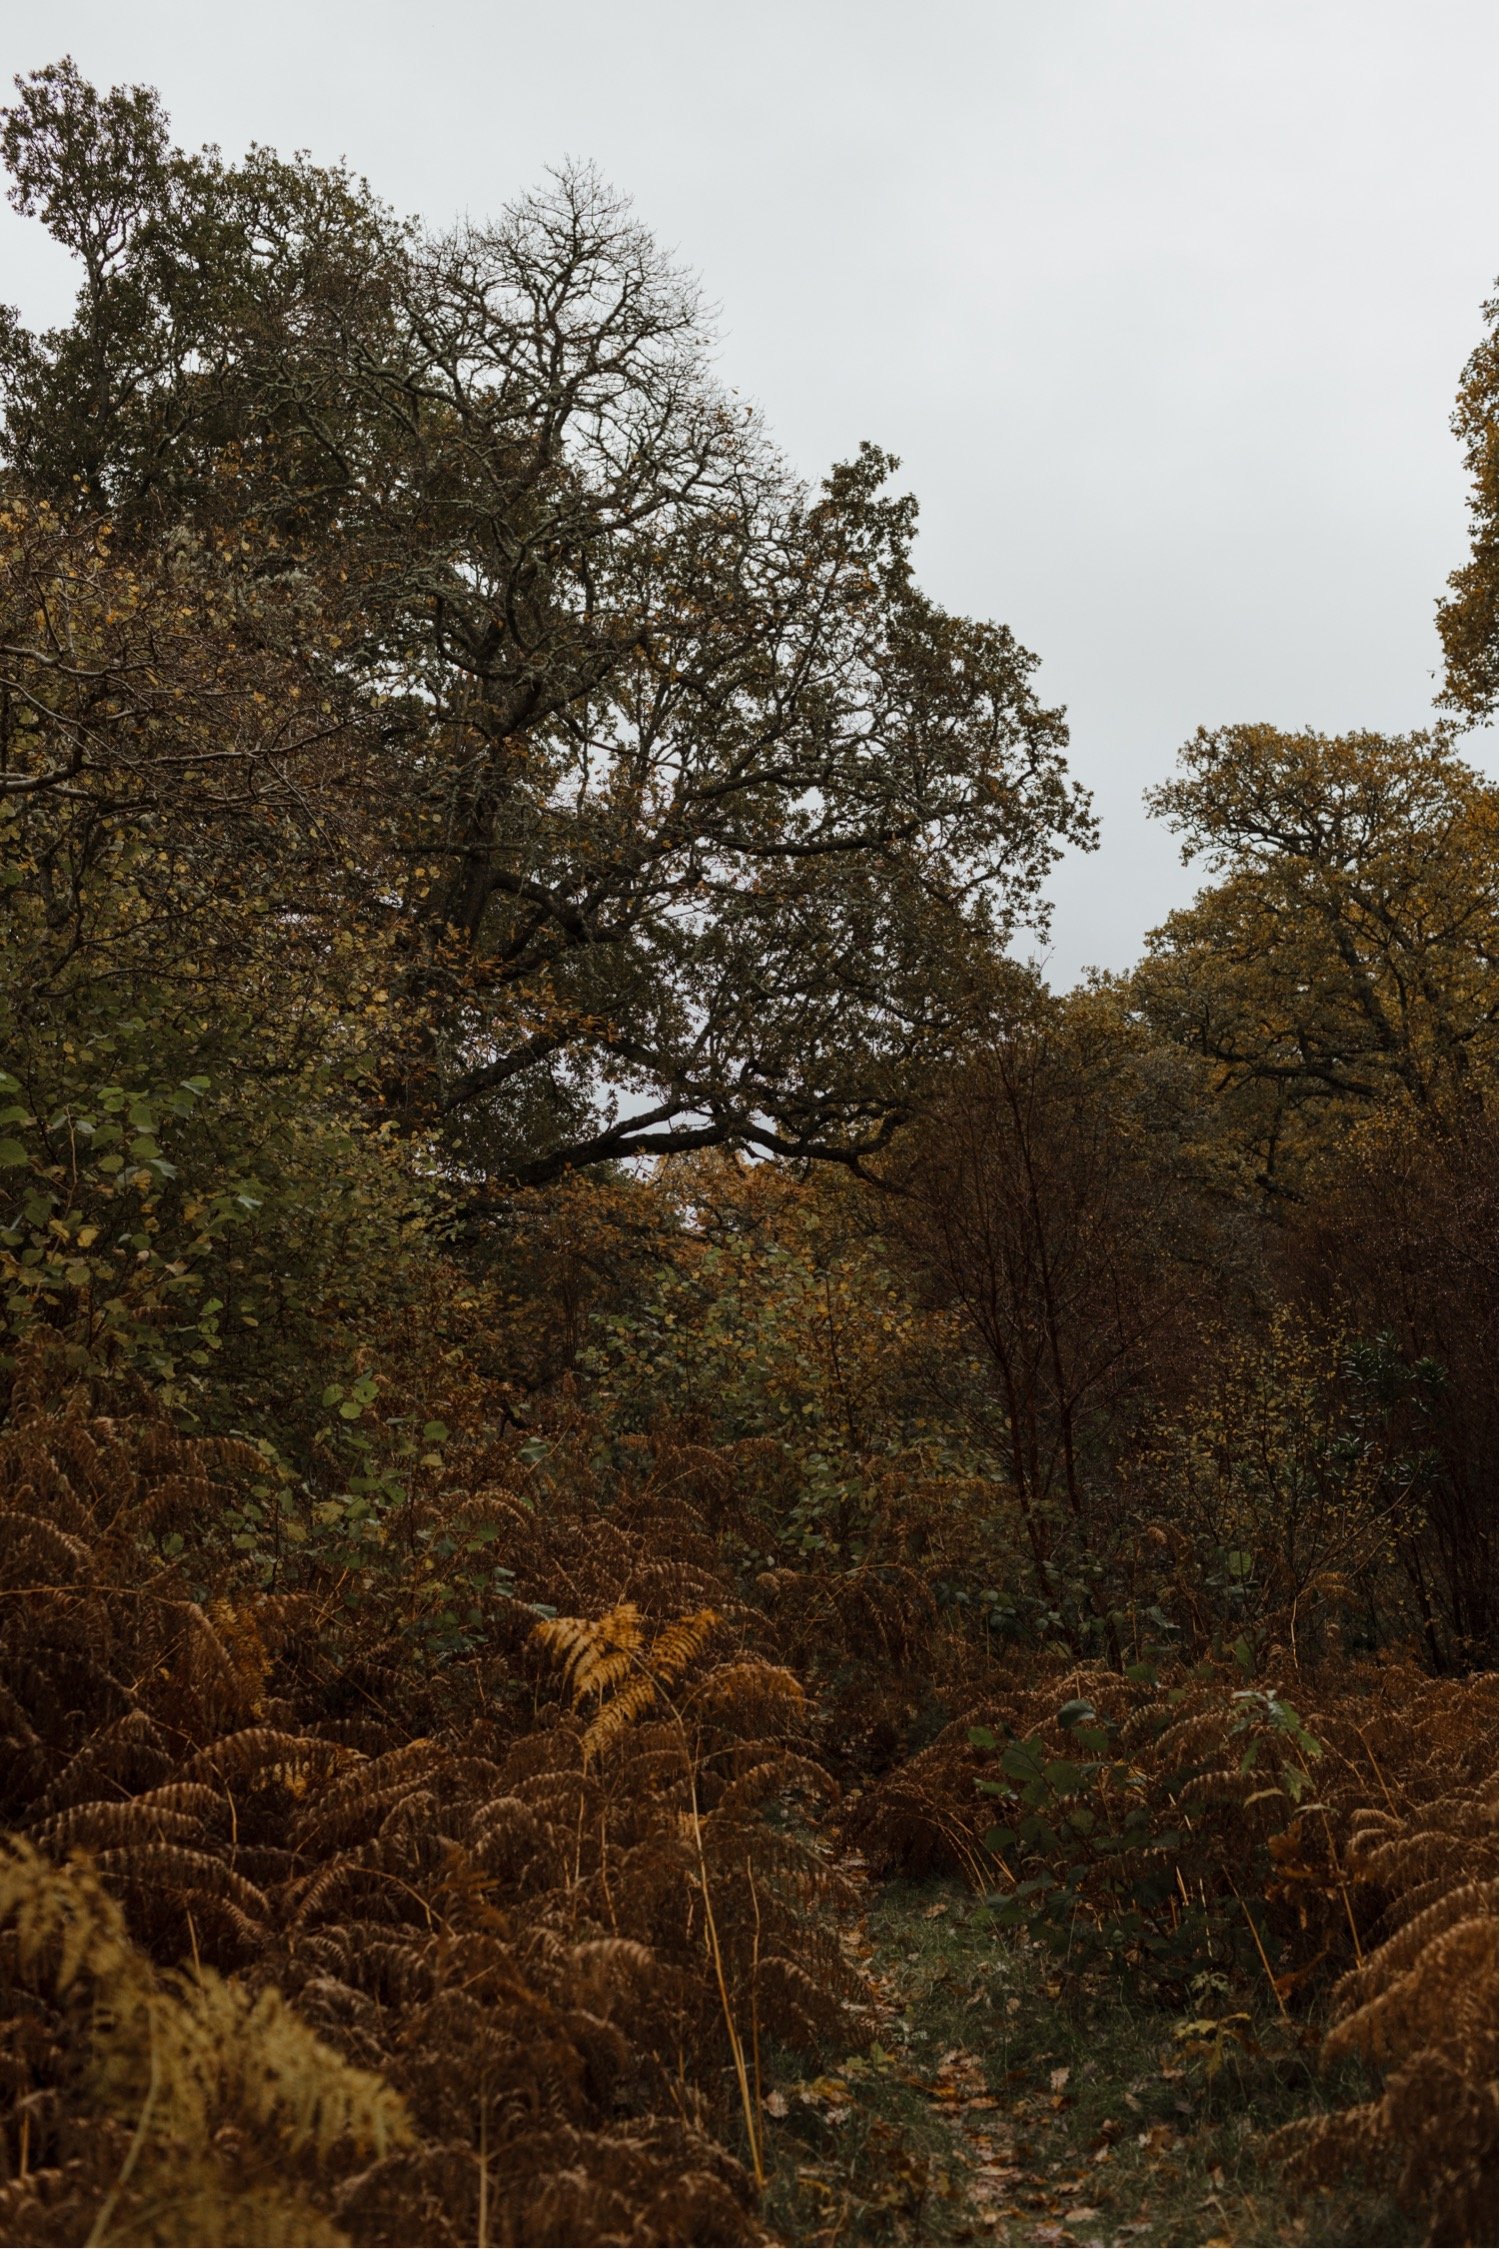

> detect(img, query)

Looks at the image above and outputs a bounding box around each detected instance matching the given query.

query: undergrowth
[1,1355,1493,2244]
[763,1877,1420,2249]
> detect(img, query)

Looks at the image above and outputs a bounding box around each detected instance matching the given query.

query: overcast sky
[1,0,1494,985]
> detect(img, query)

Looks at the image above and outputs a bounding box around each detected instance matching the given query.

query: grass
[759,1875,1415,2248]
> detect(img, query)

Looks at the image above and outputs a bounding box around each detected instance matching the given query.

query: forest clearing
[0,52,1494,2249]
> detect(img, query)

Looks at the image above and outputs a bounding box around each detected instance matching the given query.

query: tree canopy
[1434,294,1497,725]
[0,58,1091,1196]
[1134,722,1496,1187]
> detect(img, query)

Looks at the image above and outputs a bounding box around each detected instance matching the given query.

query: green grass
[759,1876,1414,2248]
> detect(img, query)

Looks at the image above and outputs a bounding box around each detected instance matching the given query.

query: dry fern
[530,1600,856,2187]
[533,1600,719,1759]
[0,1839,408,2246]
[0,1397,857,2243]
[1269,1765,1498,2245]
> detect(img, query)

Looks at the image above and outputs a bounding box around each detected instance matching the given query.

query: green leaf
[967,1725,997,1750]
[0,1139,29,1166]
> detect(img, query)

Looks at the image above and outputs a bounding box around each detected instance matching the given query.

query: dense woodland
[0,60,1495,2249]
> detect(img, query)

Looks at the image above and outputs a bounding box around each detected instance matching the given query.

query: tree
[1435,296,1497,725]
[1287,1100,1497,1661]
[893,988,1234,1646]
[1136,724,1497,1188]
[0,494,418,1416]
[0,60,1093,1195]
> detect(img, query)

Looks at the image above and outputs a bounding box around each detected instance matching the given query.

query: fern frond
[686,1659,806,1729]
[0,1839,409,2243]
[645,1607,717,1685]
[534,1605,644,1703]
[581,1676,660,1762]
[35,1799,215,1854]
[184,1728,360,1789]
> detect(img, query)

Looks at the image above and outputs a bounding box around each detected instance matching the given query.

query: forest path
[759,1873,1414,2249]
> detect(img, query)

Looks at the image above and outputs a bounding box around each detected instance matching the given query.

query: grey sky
[1,0,1493,986]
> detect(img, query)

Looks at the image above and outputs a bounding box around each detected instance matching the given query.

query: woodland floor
[760,1872,1416,2249]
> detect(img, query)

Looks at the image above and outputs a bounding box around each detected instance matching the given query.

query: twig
[1228,1876,1289,2020]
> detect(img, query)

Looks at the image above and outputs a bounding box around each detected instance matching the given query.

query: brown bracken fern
[1269,1764,1497,2245]
[0,1839,407,2246]
[0,1378,859,2244]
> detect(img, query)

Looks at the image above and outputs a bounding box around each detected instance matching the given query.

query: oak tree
[1,60,1093,1194]
[1136,723,1496,1188]
[1435,295,1497,725]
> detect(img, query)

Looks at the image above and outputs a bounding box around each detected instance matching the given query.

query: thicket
[0,59,1494,2249]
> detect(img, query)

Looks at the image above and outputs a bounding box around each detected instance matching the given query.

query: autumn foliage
[0,57,1495,2249]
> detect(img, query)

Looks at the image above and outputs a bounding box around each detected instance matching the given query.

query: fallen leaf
[1065,2209,1102,2224]
[763,2090,788,2118]
[1049,2065,1071,2093]
[923,1900,949,1917]
[797,2075,851,2108]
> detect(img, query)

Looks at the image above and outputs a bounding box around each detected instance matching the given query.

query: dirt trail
[761,1872,1413,2248]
